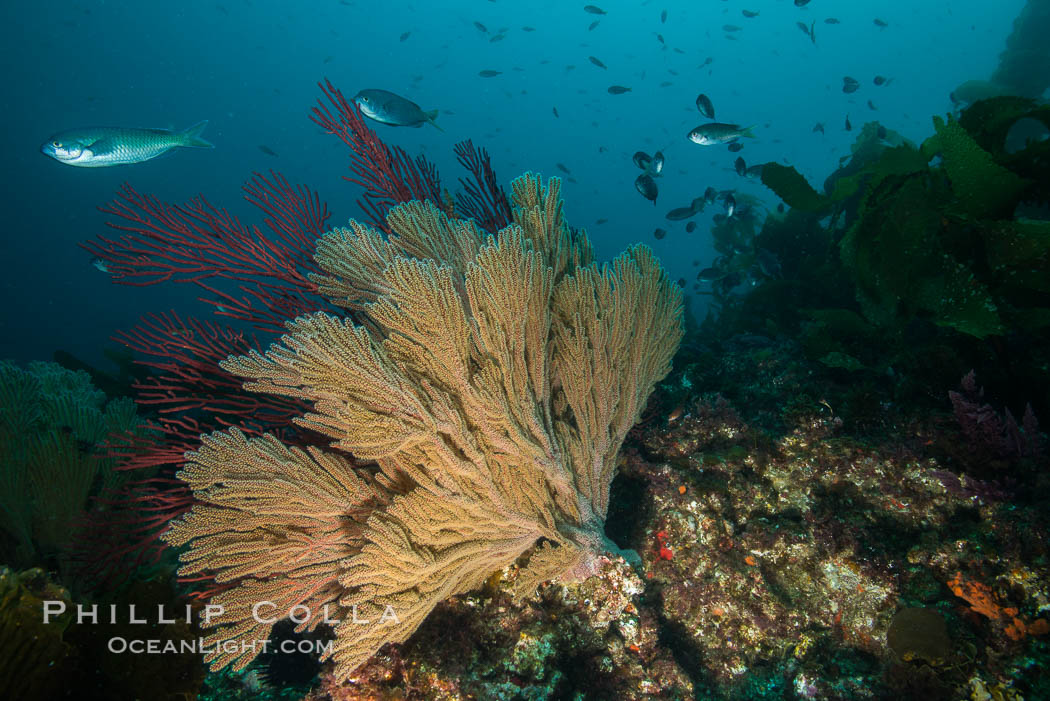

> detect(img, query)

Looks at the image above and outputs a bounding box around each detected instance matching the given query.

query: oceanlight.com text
[107,637,334,657]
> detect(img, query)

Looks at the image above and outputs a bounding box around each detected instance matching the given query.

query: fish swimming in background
[608,85,631,94]
[479,69,502,77]
[584,5,606,15]
[41,121,212,167]
[589,56,607,69]
[258,144,278,157]
[90,257,109,273]
[665,206,696,221]
[635,173,658,204]
[697,267,728,283]
[353,89,443,130]
[695,93,715,119]
[723,193,737,218]
[650,150,665,175]
[796,20,816,44]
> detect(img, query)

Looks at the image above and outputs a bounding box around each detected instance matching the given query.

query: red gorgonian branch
[454,139,512,233]
[72,313,315,590]
[71,477,194,592]
[114,311,307,426]
[82,170,333,332]
[310,77,442,229]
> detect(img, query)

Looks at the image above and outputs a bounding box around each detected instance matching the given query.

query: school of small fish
[51,1,909,298]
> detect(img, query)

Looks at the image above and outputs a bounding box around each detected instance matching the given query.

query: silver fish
[41,121,212,167]
[651,150,665,175]
[688,122,755,146]
[353,89,442,130]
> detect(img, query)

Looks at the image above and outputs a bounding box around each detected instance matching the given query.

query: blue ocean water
[0,0,1022,366]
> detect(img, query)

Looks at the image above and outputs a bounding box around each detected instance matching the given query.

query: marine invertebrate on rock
[0,567,73,700]
[162,173,683,679]
[0,360,143,572]
[948,572,1049,642]
[887,607,951,665]
[949,370,1042,460]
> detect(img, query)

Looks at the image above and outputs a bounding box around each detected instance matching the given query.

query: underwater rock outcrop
[952,0,1050,105]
